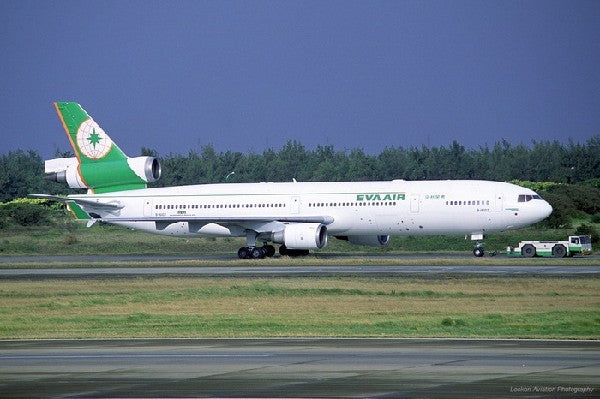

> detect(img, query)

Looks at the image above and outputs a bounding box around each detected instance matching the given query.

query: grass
[0,277,598,339]
[0,222,592,257]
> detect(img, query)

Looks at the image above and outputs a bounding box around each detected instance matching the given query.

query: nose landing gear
[470,233,486,257]
[473,243,485,257]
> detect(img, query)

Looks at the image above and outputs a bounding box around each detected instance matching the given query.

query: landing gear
[237,230,309,259]
[237,244,276,259]
[237,247,251,259]
[470,233,485,257]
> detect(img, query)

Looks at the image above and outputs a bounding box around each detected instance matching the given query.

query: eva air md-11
[31,102,553,258]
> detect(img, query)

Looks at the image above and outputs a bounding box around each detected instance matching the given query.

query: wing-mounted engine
[272,223,328,250]
[337,235,390,246]
[45,156,161,192]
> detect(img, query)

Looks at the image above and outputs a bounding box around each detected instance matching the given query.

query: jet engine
[337,235,390,246]
[272,223,328,250]
[45,156,161,190]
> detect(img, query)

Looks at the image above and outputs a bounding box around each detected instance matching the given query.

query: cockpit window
[518,194,542,202]
[518,194,531,202]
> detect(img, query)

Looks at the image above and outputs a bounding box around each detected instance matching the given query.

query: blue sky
[1,0,599,158]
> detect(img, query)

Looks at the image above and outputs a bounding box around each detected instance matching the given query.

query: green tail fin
[54,102,129,163]
[54,102,157,193]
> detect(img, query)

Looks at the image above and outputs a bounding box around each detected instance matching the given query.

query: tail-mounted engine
[45,156,161,192]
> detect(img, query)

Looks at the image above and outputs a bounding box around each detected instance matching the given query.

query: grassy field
[0,277,598,339]
[0,222,590,256]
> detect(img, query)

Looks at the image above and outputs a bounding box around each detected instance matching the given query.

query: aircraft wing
[28,194,124,210]
[97,215,334,232]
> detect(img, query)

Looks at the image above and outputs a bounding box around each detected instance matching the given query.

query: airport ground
[0,249,598,397]
[0,256,598,340]
[1,338,598,398]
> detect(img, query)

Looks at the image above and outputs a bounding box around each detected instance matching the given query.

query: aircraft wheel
[237,247,251,259]
[251,247,266,259]
[473,246,484,257]
[264,245,276,257]
[279,245,288,256]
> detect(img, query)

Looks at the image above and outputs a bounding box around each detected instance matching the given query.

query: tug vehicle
[506,235,592,258]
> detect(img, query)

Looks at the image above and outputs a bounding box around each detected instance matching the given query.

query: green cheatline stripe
[67,202,90,220]
[68,192,407,200]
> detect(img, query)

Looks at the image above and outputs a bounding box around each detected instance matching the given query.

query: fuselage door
[143,199,153,216]
[494,193,503,212]
[410,194,420,213]
[291,196,300,214]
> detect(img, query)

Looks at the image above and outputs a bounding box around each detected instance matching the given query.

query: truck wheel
[473,247,484,257]
[521,244,536,257]
[552,244,567,258]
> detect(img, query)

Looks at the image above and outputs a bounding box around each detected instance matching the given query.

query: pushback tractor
[506,235,592,258]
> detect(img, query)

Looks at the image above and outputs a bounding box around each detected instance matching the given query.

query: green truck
[506,235,592,258]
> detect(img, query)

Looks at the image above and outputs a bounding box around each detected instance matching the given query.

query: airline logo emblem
[356,193,405,201]
[76,119,113,159]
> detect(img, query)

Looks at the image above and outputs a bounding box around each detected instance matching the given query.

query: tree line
[1,136,599,201]
[1,136,599,230]
[145,137,599,188]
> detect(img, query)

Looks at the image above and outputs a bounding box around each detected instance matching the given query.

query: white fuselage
[73,180,552,240]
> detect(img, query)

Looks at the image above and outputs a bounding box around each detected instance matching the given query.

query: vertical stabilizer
[54,102,128,164]
[51,102,160,193]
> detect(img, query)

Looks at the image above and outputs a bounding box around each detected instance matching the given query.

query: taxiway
[1,338,598,398]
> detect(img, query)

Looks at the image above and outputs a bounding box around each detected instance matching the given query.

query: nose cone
[538,200,553,221]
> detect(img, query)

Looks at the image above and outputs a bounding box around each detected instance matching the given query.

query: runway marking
[0,354,273,359]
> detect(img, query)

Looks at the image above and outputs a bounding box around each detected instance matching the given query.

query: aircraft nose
[539,200,553,220]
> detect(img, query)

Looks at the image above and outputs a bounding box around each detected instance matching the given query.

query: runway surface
[1,253,599,264]
[1,265,598,279]
[1,338,598,398]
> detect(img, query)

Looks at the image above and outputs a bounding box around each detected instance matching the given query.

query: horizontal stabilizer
[28,194,124,210]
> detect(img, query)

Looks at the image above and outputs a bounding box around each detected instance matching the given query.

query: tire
[264,245,276,257]
[237,247,250,259]
[521,244,536,258]
[552,244,567,258]
[251,247,265,259]
[473,247,484,257]
[279,245,288,256]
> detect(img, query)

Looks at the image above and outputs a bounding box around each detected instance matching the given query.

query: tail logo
[76,118,113,159]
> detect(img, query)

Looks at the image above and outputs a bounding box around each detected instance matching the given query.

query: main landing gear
[237,230,311,259]
[236,245,311,259]
[237,245,276,259]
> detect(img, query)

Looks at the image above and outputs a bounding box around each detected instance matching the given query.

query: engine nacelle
[272,223,328,250]
[45,156,161,190]
[342,235,391,246]
[126,156,162,183]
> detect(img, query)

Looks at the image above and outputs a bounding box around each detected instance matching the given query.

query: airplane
[31,102,553,258]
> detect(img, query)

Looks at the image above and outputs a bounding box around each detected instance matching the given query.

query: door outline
[291,196,300,214]
[410,194,420,213]
[143,199,153,216]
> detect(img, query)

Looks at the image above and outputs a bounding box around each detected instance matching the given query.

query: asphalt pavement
[0,264,598,279]
[1,338,598,398]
